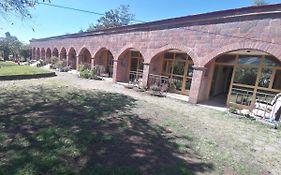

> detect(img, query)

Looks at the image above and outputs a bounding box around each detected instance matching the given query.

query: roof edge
[30,3,281,42]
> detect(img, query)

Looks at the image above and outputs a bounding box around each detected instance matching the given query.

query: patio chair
[252,93,281,122]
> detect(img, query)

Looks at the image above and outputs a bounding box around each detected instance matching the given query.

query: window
[234,67,258,86]
[264,56,281,67]
[273,70,281,90]
[259,68,272,88]
[238,56,260,65]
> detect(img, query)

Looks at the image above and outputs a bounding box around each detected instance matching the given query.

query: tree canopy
[0,32,30,60]
[86,5,135,31]
[0,0,50,18]
[253,0,268,5]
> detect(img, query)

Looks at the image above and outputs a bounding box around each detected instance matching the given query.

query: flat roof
[31,3,281,42]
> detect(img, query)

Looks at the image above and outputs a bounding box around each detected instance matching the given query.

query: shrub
[79,66,101,79]
[36,59,47,67]
[150,84,161,92]
[229,107,238,114]
[61,66,71,72]
[78,64,86,72]
[50,57,68,71]
[79,69,91,79]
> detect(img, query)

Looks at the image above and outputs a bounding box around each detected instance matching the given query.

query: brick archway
[60,47,67,61]
[148,44,199,65]
[40,48,45,60]
[201,42,281,67]
[116,44,147,61]
[78,47,92,68]
[53,48,59,57]
[36,48,40,59]
[115,47,145,83]
[68,47,77,69]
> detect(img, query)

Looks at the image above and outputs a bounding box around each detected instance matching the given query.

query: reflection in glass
[273,70,281,90]
[264,56,281,66]
[216,55,236,64]
[238,56,260,65]
[185,79,192,90]
[164,53,174,59]
[175,53,187,61]
[187,64,194,77]
[173,61,185,75]
[259,68,272,88]
[234,67,258,86]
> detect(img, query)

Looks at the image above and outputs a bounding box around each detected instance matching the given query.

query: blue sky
[1,0,281,43]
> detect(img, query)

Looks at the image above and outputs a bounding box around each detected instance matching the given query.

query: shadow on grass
[0,85,214,175]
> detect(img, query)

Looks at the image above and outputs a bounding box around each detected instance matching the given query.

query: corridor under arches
[207,49,281,109]
[116,49,144,83]
[148,49,194,95]
[78,48,92,68]
[94,48,114,77]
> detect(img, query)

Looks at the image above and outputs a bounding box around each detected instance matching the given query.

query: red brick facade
[30,4,281,104]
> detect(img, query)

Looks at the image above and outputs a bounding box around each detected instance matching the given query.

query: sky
[1,0,281,43]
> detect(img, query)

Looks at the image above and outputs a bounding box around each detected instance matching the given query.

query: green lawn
[0,65,49,76]
[1,79,280,175]
[0,84,207,175]
[0,61,17,67]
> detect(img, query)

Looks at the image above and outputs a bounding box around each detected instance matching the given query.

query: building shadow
[0,85,214,175]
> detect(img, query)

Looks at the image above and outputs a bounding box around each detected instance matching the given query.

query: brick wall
[30,8,281,104]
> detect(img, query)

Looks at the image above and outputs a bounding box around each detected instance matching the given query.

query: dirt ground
[1,72,280,175]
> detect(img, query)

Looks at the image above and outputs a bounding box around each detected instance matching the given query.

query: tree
[0,32,22,60]
[19,44,32,60]
[87,5,135,31]
[0,0,50,19]
[253,0,268,5]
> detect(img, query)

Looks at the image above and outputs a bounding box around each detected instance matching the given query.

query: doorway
[209,65,234,106]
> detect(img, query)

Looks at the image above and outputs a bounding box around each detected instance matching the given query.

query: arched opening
[149,49,194,95]
[46,48,52,62]
[60,47,67,61]
[208,49,281,109]
[40,48,46,60]
[78,48,92,69]
[68,48,77,69]
[36,48,40,60]
[116,49,144,83]
[53,48,59,57]
[94,48,114,77]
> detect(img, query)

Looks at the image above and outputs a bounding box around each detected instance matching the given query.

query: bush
[61,66,71,72]
[150,84,161,92]
[80,69,91,79]
[78,64,86,72]
[50,57,68,71]
[79,66,100,79]
[36,59,47,67]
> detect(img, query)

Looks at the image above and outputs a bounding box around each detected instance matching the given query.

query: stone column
[142,63,150,87]
[91,58,94,69]
[112,60,119,82]
[189,66,207,104]
[76,55,80,70]
[66,54,69,66]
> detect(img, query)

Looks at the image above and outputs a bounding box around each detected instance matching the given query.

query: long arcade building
[30,4,281,109]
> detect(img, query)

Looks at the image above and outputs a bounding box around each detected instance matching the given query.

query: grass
[0,61,17,67]
[1,77,280,175]
[0,84,212,175]
[0,65,49,76]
